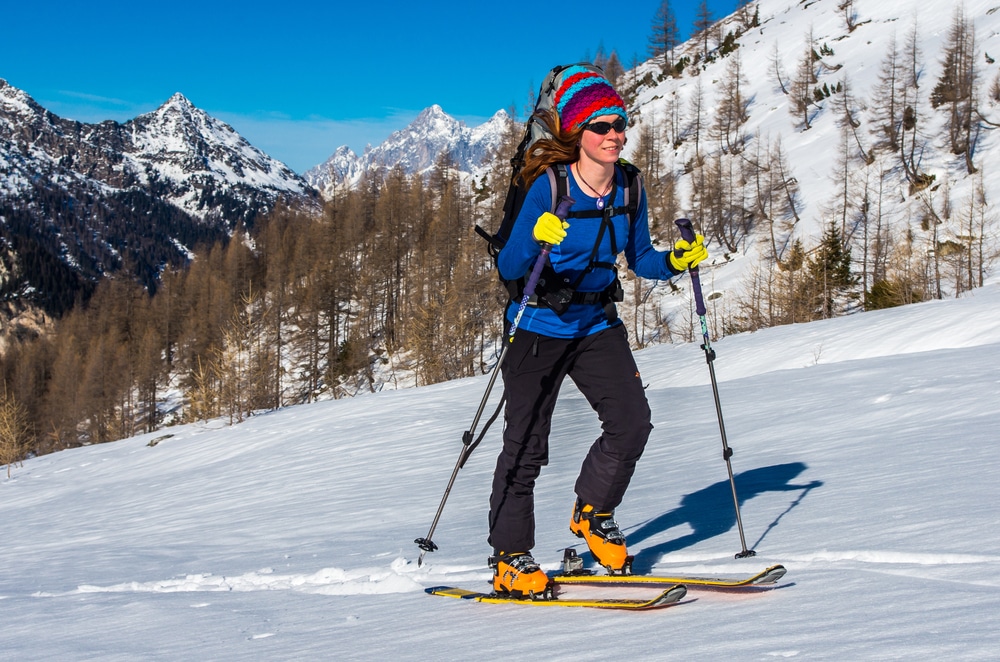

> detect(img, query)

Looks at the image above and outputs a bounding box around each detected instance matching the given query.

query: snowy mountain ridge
[126,92,310,199]
[0,79,318,318]
[0,80,313,216]
[304,105,514,194]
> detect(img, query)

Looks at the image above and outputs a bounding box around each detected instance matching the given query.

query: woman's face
[578,114,626,166]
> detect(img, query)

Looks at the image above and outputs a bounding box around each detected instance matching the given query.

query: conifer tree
[649,0,680,75]
[736,0,757,31]
[772,43,790,96]
[900,21,930,188]
[807,222,858,318]
[693,0,715,62]
[931,7,979,173]
[790,36,819,130]
[688,77,707,165]
[712,51,751,154]
[871,34,903,151]
[840,0,858,32]
[753,135,802,265]
[603,51,625,88]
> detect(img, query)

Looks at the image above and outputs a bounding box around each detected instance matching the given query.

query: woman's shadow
[591,462,821,574]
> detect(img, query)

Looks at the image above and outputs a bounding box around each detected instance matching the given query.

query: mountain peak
[413,104,461,129]
[307,103,514,194]
[419,104,448,117]
[0,79,45,118]
[160,92,196,112]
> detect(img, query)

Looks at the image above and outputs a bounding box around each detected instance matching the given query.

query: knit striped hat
[553,65,627,132]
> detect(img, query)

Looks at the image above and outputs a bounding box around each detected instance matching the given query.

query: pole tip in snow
[415,537,438,553]
[415,538,437,566]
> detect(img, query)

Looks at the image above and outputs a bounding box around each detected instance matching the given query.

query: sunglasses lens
[585,118,626,134]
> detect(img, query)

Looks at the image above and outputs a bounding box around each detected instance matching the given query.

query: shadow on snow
[571,462,823,574]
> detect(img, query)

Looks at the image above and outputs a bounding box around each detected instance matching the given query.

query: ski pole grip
[553,195,575,221]
[675,218,707,316]
[675,217,696,244]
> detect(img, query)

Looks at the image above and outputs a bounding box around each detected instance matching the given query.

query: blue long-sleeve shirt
[499,165,678,338]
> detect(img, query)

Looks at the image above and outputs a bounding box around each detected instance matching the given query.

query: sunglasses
[583,118,627,135]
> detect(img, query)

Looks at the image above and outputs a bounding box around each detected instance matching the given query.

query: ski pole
[415,196,575,566]
[675,218,756,559]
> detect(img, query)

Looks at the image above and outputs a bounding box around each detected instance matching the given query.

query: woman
[488,65,708,597]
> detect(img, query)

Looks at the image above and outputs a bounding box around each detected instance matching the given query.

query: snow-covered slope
[2,283,999,659]
[634,0,1000,264]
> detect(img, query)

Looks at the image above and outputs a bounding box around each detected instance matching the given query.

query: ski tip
[629,584,687,609]
[755,564,787,584]
[664,583,688,602]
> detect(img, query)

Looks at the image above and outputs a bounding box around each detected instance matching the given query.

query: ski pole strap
[459,392,506,469]
[674,218,707,316]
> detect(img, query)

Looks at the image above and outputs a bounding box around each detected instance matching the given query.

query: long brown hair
[517,109,586,187]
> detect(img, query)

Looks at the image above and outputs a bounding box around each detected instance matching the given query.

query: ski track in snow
[62,557,480,598]
[60,549,1000,598]
[72,562,425,597]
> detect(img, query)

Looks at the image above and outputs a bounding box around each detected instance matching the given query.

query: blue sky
[3,1,739,173]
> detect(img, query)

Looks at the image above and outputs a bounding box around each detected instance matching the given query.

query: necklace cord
[574,163,613,200]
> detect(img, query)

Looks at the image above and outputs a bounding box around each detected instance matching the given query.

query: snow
[3,282,1000,659]
[5,0,1000,657]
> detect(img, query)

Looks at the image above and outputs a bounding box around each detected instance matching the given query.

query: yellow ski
[425,584,687,610]
[552,564,786,590]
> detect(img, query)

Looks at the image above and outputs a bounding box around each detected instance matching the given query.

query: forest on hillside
[1,0,997,466]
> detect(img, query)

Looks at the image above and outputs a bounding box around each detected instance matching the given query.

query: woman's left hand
[669,234,708,272]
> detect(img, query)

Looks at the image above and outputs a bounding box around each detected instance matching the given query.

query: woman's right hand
[532,212,569,246]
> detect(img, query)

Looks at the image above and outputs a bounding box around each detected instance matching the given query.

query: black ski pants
[488,324,653,554]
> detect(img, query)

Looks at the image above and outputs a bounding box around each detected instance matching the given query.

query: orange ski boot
[491,552,552,599]
[569,501,632,574]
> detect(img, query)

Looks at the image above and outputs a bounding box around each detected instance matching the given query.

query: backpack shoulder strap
[547,165,568,213]
[617,159,642,225]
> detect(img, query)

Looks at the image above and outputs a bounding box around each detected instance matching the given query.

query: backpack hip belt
[517,271,624,316]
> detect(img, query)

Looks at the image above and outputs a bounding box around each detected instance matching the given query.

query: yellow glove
[532,212,569,246]
[669,234,708,272]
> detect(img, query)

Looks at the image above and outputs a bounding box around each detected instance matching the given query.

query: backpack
[474,62,642,322]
